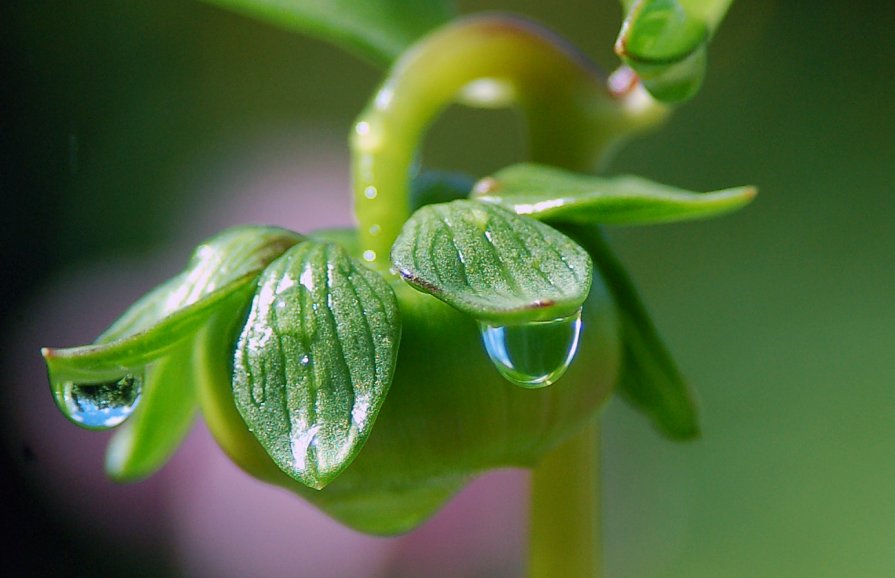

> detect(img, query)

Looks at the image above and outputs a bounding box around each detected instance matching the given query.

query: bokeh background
[3,0,894,576]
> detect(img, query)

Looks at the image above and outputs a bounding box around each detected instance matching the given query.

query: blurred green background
[2,0,894,576]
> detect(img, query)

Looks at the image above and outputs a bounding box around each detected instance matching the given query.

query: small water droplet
[60,374,143,429]
[369,224,381,236]
[364,186,378,200]
[300,354,310,366]
[480,310,582,388]
[363,250,376,262]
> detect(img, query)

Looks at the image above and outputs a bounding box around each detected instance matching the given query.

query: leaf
[105,344,198,481]
[43,226,304,383]
[198,0,457,66]
[232,240,401,489]
[43,276,258,383]
[391,200,592,323]
[473,163,755,225]
[568,225,699,439]
[616,0,733,102]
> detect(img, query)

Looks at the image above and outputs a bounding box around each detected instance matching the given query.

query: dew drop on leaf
[479,309,583,388]
[60,374,143,429]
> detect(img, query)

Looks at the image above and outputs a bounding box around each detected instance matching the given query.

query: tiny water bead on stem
[351,14,668,270]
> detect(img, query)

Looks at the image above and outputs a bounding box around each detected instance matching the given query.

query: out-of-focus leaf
[233,241,401,489]
[474,163,755,225]
[568,225,699,439]
[391,200,592,324]
[198,0,457,66]
[616,0,734,102]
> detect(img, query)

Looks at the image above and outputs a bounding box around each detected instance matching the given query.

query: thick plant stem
[529,419,602,578]
[350,14,667,269]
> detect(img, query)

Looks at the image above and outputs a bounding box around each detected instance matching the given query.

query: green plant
[40,1,753,575]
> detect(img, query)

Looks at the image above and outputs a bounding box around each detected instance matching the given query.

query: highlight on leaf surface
[232,240,401,490]
[473,163,755,225]
[391,200,592,324]
[42,225,304,482]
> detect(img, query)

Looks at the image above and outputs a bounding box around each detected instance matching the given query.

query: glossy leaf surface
[43,226,303,383]
[233,241,401,489]
[391,200,592,323]
[474,163,755,225]
[199,0,456,66]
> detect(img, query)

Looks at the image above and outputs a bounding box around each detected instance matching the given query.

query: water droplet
[362,250,376,262]
[60,374,143,429]
[364,186,378,200]
[480,310,582,388]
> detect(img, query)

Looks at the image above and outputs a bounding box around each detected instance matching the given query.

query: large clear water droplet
[480,310,583,388]
[61,374,143,429]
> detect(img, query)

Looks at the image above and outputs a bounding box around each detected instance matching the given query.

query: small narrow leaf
[43,226,304,383]
[569,225,699,439]
[105,344,198,481]
[391,200,592,323]
[233,241,401,489]
[198,0,456,66]
[474,163,755,225]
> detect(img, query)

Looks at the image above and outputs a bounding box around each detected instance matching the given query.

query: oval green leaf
[199,0,456,66]
[232,240,401,490]
[474,163,755,226]
[391,200,592,323]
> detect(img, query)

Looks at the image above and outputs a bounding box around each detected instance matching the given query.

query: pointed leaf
[569,225,699,439]
[43,226,303,383]
[199,0,457,66]
[232,241,401,489]
[391,200,592,323]
[474,163,755,225]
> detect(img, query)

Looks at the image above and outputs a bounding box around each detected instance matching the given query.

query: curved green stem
[530,419,601,578]
[350,13,668,268]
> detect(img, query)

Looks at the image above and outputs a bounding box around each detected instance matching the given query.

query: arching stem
[349,13,668,577]
[350,14,667,269]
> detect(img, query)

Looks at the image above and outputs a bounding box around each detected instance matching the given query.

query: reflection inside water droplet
[61,374,143,429]
[480,310,582,388]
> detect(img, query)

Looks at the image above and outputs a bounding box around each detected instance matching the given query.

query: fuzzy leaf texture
[232,241,401,489]
[391,200,592,324]
[198,0,457,66]
[473,163,755,225]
